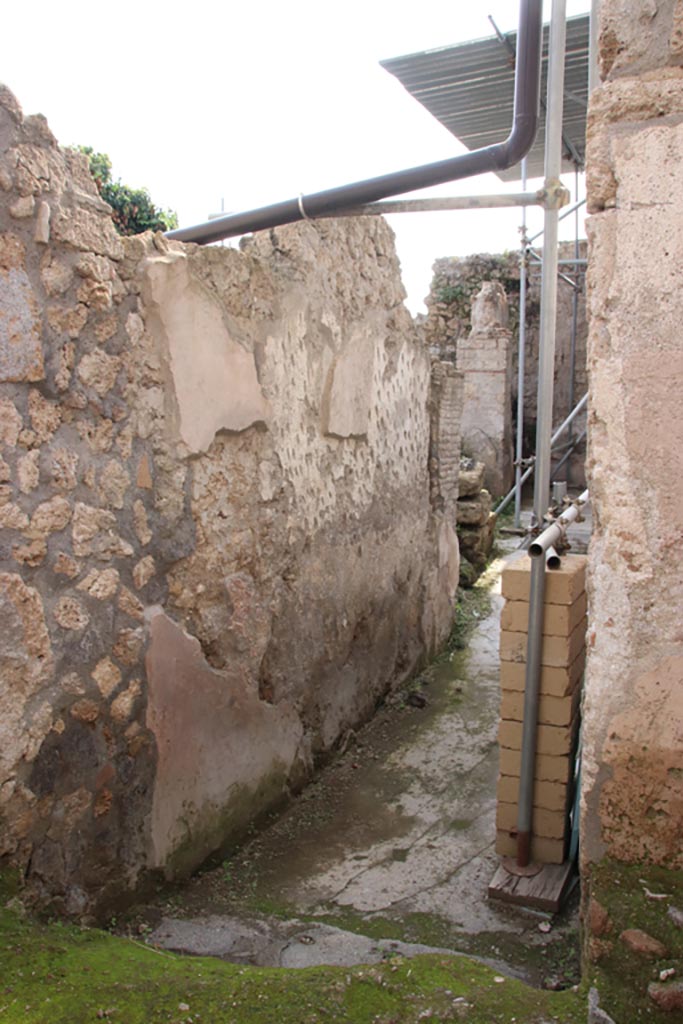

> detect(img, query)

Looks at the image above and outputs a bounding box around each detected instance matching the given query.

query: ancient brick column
[457,281,513,498]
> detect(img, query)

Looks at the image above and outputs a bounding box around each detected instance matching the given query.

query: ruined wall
[581,0,683,870]
[458,282,513,498]
[424,245,588,485]
[0,86,459,914]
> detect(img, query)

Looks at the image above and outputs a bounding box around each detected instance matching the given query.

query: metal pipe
[517,0,568,869]
[332,192,543,216]
[528,196,586,243]
[165,0,543,245]
[514,158,529,529]
[529,489,589,558]
[568,166,581,451]
[546,545,562,569]
[495,393,588,515]
[552,427,586,480]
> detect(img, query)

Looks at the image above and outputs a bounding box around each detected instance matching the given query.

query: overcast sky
[3,0,591,312]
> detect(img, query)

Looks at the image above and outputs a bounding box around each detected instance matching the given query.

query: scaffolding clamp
[538,179,570,210]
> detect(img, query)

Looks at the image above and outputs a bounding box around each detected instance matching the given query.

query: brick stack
[495,555,587,864]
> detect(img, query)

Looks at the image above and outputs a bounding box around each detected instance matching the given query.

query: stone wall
[0,86,459,915]
[458,282,513,497]
[424,244,588,485]
[581,0,683,871]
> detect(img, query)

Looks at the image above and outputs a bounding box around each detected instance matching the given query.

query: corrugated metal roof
[381,14,589,182]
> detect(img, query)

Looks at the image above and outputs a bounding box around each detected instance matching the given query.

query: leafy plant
[72,145,178,236]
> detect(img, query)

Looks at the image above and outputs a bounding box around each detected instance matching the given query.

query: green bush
[73,145,178,236]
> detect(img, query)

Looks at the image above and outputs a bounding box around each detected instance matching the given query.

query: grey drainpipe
[516,0,568,869]
[165,0,543,246]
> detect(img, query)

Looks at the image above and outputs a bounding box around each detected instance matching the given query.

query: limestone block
[495,830,566,865]
[499,746,573,785]
[91,658,121,698]
[497,775,571,813]
[456,490,492,527]
[34,200,50,244]
[76,568,120,600]
[51,201,123,260]
[501,554,587,605]
[53,596,89,631]
[28,389,60,441]
[142,251,269,454]
[458,459,485,497]
[457,512,496,567]
[598,0,670,79]
[72,502,133,560]
[500,683,581,727]
[0,398,22,446]
[77,350,121,396]
[500,651,585,698]
[499,618,587,668]
[0,237,44,383]
[496,801,567,841]
[500,592,588,636]
[0,573,54,788]
[498,716,578,757]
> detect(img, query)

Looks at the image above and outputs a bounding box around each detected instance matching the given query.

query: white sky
[3,0,591,313]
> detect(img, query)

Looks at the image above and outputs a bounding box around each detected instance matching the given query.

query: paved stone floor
[130,535,584,988]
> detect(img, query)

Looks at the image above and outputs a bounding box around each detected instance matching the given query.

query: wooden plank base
[488,858,576,913]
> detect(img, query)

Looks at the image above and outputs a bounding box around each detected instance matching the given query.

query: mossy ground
[0,895,585,1024]
[585,860,683,1023]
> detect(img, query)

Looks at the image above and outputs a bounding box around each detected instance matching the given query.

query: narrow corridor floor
[128,547,580,990]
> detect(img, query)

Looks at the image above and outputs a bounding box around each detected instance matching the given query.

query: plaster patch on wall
[142,252,269,454]
[145,607,303,875]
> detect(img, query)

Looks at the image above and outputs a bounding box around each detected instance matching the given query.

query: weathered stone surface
[91,658,121,698]
[76,350,121,396]
[17,450,39,493]
[0,93,453,916]
[322,329,374,439]
[620,928,668,958]
[72,502,132,560]
[582,12,683,873]
[27,495,71,538]
[110,679,141,723]
[458,458,485,498]
[97,459,130,509]
[76,567,120,600]
[0,236,44,382]
[53,596,89,631]
[132,555,155,590]
[142,251,269,454]
[0,573,54,793]
[458,283,513,497]
[588,897,613,938]
[648,980,683,1013]
[456,490,492,527]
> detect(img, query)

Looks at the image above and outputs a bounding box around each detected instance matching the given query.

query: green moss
[442,585,493,654]
[585,859,683,1023]
[163,765,291,879]
[0,902,585,1023]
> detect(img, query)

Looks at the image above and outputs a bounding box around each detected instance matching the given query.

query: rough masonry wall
[424,246,588,484]
[0,86,458,914]
[458,282,513,498]
[581,0,683,870]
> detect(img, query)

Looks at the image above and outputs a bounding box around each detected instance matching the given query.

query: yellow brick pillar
[496,554,587,864]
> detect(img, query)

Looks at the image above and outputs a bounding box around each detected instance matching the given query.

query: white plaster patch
[143,252,269,454]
